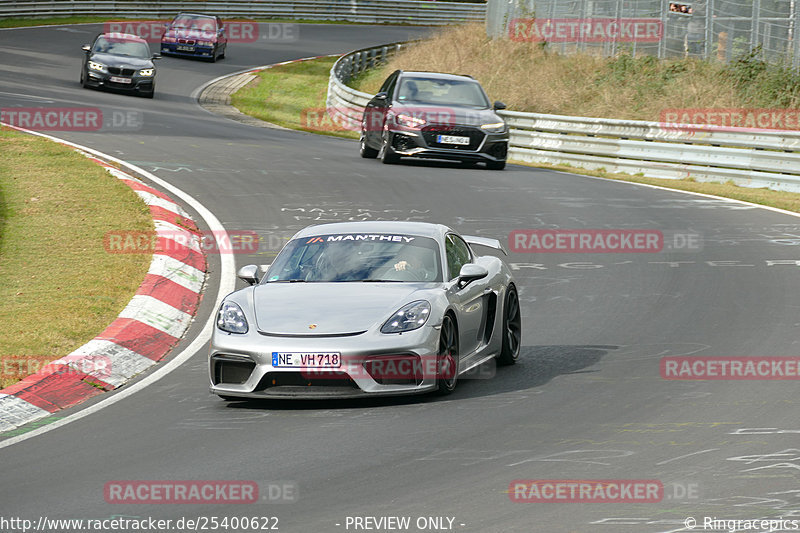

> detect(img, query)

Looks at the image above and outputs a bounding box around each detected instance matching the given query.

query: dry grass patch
[0,128,152,388]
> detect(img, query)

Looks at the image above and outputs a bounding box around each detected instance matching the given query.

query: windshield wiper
[268,279,307,283]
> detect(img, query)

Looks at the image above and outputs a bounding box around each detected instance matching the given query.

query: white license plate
[109,76,132,84]
[437,135,470,145]
[177,45,195,52]
[272,352,341,368]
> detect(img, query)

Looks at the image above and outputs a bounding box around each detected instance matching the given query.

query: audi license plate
[109,76,131,84]
[272,352,341,368]
[437,135,470,145]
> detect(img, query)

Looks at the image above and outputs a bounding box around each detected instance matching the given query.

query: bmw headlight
[480,122,507,133]
[197,40,214,47]
[139,68,155,77]
[88,61,105,71]
[217,301,248,334]
[395,114,426,129]
[381,300,431,334]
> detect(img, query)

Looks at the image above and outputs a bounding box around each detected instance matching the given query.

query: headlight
[197,40,214,47]
[381,300,431,334]
[88,61,105,71]
[139,68,155,77]
[162,35,177,43]
[217,301,248,334]
[480,122,507,133]
[395,114,426,129]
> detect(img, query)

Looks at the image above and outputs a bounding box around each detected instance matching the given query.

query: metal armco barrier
[0,0,486,25]
[329,42,800,193]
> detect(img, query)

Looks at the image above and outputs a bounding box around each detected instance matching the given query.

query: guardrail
[328,42,800,193]
[0,0,486,25]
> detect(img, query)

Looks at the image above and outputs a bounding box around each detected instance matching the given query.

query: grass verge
[231,56,359,139]
[0,128,152,388]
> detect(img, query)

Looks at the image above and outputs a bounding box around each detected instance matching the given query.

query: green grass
[231,56,360,139]
[0,129,153,388]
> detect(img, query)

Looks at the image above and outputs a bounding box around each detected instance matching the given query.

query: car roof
[98,32,148,44]
[173,12,218,18]
[293,221,452,240]
[398,71,477,83]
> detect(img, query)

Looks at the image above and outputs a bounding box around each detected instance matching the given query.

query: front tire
[360,134,378,158]
[497,285,522,365]
[435,314,459,395]
[379,131,400,164]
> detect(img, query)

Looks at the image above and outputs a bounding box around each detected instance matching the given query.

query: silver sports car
[209,221,521,399]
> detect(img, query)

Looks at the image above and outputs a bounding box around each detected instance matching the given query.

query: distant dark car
[80,33,159,98]
[160,13,227,62]
[360,70,509,170]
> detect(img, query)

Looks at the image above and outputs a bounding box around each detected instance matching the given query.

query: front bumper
[84,69,154,93]
[209,324,442,399]
[160,42,215,58]
[388,125,509,163]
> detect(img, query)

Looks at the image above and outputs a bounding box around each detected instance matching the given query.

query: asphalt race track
[2,22,800,533]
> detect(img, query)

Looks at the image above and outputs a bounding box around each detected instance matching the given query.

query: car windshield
[396,77,490,108]
[265,234,442,283]
[170,15,217,31]
[93,37,151,58]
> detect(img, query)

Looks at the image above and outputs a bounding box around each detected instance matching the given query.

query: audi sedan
[209,221,522,400]
[360,71,510,170]
[80,33,159,98]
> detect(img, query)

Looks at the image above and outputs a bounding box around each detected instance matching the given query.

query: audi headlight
[217,301,248,334]
[88,61,105,71]
[395,114,426,129]
[480,122,507,133]
[381,300,431,334]
[139,68,155,77]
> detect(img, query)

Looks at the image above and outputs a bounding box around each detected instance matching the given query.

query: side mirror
[374,92,388,100]
[152,54,162,60]
[457,264,488,288]
[493,101,507,111]
[81,44,91,52]
[237,264,260,285]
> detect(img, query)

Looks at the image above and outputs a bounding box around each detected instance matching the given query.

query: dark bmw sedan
[360,71,509,170]
[80,33,159,98]
[160,13,227,62]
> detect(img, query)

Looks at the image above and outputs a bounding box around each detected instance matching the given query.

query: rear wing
[462,235,507,256]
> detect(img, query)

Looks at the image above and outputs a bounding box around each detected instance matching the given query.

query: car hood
[252,282,432,336]
[90,53,153,69]
[165,28,217,41]
[392,103,501,127]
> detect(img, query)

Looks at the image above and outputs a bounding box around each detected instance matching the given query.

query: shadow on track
[218,344,617,411]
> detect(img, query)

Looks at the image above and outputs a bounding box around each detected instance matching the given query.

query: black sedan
[80,33,159,98]
[360,70,509,170]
